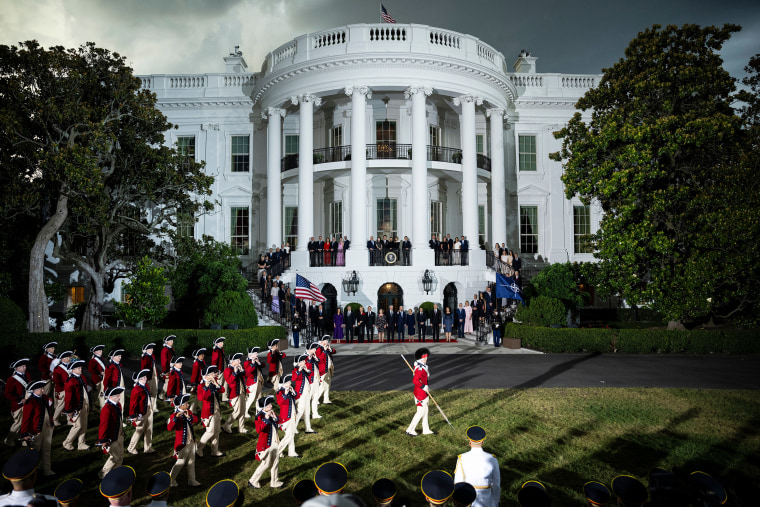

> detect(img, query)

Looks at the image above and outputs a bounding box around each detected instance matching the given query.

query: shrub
[344,303,362,313]
[203,291,258,329]
[0,297,26,339]
[419,301,436,314]
[515,296,566,327]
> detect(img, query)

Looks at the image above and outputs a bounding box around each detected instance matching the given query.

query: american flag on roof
[381,4,396,24]
[295,273,326,302]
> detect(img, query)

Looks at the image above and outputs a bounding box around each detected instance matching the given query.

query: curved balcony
[281,145,491,172]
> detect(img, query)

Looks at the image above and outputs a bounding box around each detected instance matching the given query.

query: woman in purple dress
[336,238,345,266]
[333,308,344,341]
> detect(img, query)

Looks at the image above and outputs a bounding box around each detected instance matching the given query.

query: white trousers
[62,399,89,449]
[223,394,247,433]
[406,397,431,434]
[127,406,153,453]
[99,429,124,479]
[294,383,312,432]
[244,383,262,418]
[249,445,280,487]
[198,412,222,455]
[170,438,197,486]
[278,418,297,457]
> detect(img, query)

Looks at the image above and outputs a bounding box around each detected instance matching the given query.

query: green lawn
[2,388,758,506]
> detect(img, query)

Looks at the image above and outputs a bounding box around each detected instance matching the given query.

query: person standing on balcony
[402,236,411,266]
[316,236,324,267]
[308,237,316,267]
[461,236,469,265]
[336,237,345,266]
[367,236,376,266]
[454,237,462,265]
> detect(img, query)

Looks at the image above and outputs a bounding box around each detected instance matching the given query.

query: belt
[473,485,491,490]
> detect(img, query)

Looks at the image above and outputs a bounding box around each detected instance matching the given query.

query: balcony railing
[282,145,491,172]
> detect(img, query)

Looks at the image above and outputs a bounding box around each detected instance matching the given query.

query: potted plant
[452,151,463,164]
[313,153,324,164]
[407,147,412,159]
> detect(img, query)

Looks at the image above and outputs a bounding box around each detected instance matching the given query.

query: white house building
[136,23,602,314]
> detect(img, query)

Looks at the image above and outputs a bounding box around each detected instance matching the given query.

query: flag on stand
[295,273,326,302]
[381,4,396,24]
[495,272,525,304]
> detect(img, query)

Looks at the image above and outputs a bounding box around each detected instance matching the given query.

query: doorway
[377,283,404,314]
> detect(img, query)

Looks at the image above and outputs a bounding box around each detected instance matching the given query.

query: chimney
[513,50,537,74]
[224,46,248,73]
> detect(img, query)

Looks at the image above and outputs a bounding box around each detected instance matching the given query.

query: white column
[487,107,507,246]
[345,85,371,246]
[454,95,482,247]
[292,94,321,252]
[406,86,433,252]
[263,107,285,250]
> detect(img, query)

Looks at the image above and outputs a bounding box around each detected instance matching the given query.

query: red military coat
[166,368,185,399]
[254,411,278,460]
[276,388,296,424]
[88,356,106,384]
[292,366,310,400]
[99,401,122,444]
[21,393,53,436]
[315,346,335,376]
[198,382,224,420]
[63,375,88,413]
[160,345,174,376]
[129,384,151,419]
[52,364,68,395]
[412,363,429,406]
[211,347,226,371]
[223,367,245,400]
[141,353,158,380]
[167,410,199,451]
[267,350,286,378]
[103,361,124,390]
[244,359,262,387]
[5,372,31,412]
[38,353,54,381]
[190,359,206,387]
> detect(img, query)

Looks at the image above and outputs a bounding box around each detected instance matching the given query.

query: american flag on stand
[295,273,326,302]
[381,4,396,24]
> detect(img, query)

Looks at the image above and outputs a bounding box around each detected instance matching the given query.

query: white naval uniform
[453,447,501,507]
[0,489,56,506]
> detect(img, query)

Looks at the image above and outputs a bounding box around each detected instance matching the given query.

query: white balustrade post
[263,107,285,250]
[344,86,371,266]
[293,94,321,252]
[488,107,507,247]
[455,95,482,247]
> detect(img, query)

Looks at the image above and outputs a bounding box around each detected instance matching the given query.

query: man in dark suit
[387,305,396,342]
[484,287,493,315]
[416,307,427,342]
[461,236,469,265]
[343,236,350,250]
[308,237,316,267]
[357,308,367,343]
[429,235,439,264]
[397,305,406,342]
[429,304,442,342]
[375,237,384,264]
[456,303,466,338]
[512,252,522,274]
[402,236,411,266]
[366,306,376,342]
[308,302,318,336]
[331,237,338,266]
[367,236,376,266]
[316,305,325,336]
[316,236,324,267]
[344,306,356,343]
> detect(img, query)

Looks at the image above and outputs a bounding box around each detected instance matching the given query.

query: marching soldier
[267,339,286,388]
[292,354,316,434]
[212,337,228,401]
[405,348,434,436]
[99,465,136,507]
[276,374,299,458]
[453,426,500,506]
[222,352,247,434]
[127,369,155,455]
[159,335,176,402]
[38,342,57,397]
[54,477,84,506]
[314,462,348,496]
[20,380,55,476]
[103,349,126,416]
[307,343,323,419]
[243,347,264,418]
[52,351,73,426]
[191,348,207,393]
[197,365,225,458]
[452,482,477,507]
[62,359,91,451]
[88,345,107,411]
[168,393,202,487]
[98,386,126,479]
[247,395,283,489]
[420,470,455,506]
[166,356,187,405]
[0,449,57,506]
[517,480,551,507]
[140,343,160,411]
[4,358,31,446]
[145,471,172,507]
[316,335,336,405]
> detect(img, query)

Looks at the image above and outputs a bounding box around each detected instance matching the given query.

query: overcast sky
[1,0,758,80]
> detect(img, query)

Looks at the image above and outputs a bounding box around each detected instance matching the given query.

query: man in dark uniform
[366,306,377,342]
[402,236,411,265]
[430,304,442,342]
[99,466,136,507]
[344,306,356,343]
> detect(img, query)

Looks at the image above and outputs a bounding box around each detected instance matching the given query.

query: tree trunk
[28,193,68,333]
[81,273,105,331]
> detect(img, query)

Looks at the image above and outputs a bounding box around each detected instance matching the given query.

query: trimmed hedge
[12,327,287,362]
[503,324,760,355]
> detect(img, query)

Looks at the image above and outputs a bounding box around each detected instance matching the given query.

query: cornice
[513,99,579,109]
[156,99,253,109]
[253,56,517,105]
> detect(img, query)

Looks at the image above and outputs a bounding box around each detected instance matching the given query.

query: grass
[2,388,759,506]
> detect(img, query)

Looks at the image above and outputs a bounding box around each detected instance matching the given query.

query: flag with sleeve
[381,4,396,24]
[496,272,525,304]
[295,274,326,302]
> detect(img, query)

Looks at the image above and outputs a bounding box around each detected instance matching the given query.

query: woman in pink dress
[463,300,474,334]
[336,238,345,266]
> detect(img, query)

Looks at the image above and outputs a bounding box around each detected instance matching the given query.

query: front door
[377,282,403,314]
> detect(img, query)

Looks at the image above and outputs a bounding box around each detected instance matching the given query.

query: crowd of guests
[366,235,412,266]
[490,243,523,280]
[428,234,470,266]
[308,236,351,267]
[256,243,292,279]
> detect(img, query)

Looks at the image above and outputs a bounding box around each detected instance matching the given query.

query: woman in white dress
[453,237,461,265]
[463,300,473,334]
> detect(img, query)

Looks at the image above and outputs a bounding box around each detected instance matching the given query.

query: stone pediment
[218,185,253,197]
[517,184,550,196]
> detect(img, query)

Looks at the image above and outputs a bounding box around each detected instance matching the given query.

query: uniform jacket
[5,372,30,412]
[412,362,429,404]
[211,347,226,371]
[190,359,206,386]
[292,366,310,399]
[166,368,186,399]
[267,350,285,377]
[141,353,158,380]
[129,383,151,419]
[454,447,501,507]
[223,366,245,399]
[52,364,69,394]
[99,401,122,443]
[63,374,88,412]
[276,388,297,424]
[254,411,278,459]
[167,410,199,451]
[21,393,53,437]
[316,345,335,376]
[198,382,224,420]
[160,345,175,375]
[38,353,55,381]
[103,361,124,389]
[244,358,262,387]
[88,355,106,384]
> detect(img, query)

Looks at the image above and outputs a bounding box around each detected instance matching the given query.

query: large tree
[551,24,760,324]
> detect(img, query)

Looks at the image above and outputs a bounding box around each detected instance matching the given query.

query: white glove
[423,385,429,392]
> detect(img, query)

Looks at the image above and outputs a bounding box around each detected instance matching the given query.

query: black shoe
[305,431,318,434]
[405,432,418,437]
[289,454,302,458]
[248,481,260,489]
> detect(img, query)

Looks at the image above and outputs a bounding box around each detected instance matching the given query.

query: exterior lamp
[342,270,360,295]
[422,269,437,295]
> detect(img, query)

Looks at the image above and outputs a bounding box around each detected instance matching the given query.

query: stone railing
[369,26,406,41]
[169,75,206,88]
[561,75,597,88]
[313,29,346,49]
[137,73,257,98]
[510,75,544,88]
[429,28,461,49]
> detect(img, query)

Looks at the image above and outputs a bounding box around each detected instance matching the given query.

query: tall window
[520,206,538,254]
[574,205,593,253]
[176,207,194,239]
[476,134,485,155]
[284,206,298,249]
[429,126,440,146]
[331,126,343,147]
[230,206,250,255]
[329,201,343,239]
[177,136,196,169]
[518,134,537,172]
[478,205,486,247]
[230,135,250,172]
[376,198,397,238]
[69,286,84,305]
[376,121,396,159]
[285,135,299,155]
[430,201,442,238]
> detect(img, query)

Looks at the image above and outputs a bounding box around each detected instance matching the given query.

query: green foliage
[580,307,665,324]
[202,290,258,329]
[0,297,26,338]
[419,301,436,314]
[169,237,247,318]
[514,296,567,327]
[504,324,614,353]
[551,24,760,324]
[344,302,362,313]
[529,262,590,310]
[115,257,170,326]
